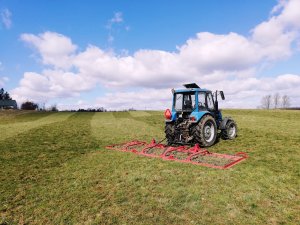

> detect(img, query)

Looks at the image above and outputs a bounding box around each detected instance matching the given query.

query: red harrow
[106,140,248,169]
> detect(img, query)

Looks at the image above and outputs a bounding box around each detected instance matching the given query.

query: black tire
[165,123,175,145]
[191,115,217,147]
[221,120,238,140]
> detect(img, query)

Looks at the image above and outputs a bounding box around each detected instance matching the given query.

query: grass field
[0,110,299,224]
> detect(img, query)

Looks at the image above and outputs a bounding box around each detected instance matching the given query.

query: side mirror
[220,91,225,100]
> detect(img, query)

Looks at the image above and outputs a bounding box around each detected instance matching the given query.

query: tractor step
[106,139,248,169]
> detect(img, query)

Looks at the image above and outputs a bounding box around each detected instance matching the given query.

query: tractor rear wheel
[165,123,175,145]
[221,120,238,140]
[192,115,217,147]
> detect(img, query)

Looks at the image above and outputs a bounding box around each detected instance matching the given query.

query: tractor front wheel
[192,115,217,147]
[221,120,238,140]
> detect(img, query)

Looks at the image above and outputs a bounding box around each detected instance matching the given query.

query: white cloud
[20,32,77,69]
[12,70,95,103]
[251,0,300,61]
[95,88,171,111]
[110,12,123,24]
[1,8,12,29]
[12,0,300,108]
[93,73,300,110]
[178,32,261,72]
[271,0,287,15]
[106,12,128,45]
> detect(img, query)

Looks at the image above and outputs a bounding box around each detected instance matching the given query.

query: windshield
[174,92,195,111]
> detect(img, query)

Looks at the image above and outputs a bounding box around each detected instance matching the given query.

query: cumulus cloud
[20,32,77,69]
[271,0,287,15]
[12,70,95,103]
[12,0,300,108]
[96,88,171,110]
[92,73,300,110]
[1,8,12,29]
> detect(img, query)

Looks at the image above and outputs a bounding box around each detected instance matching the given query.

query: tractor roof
[183,83,199,88]
[174,83,210,93]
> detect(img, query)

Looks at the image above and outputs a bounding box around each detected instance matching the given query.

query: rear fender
[190,111,212,123]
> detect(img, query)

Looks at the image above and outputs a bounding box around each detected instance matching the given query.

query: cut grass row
[0,110,299,224]
[0,112,73,141]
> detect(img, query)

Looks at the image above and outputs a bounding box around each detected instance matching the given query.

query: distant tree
[77,107,107,112]
[49,104,58,112]
[0,88,4,99]
[87,108,96,112]
[21,101,38,110]
[39,102,46,111]
[3,91,12,100]
[97,107,106,112]
[261,95,272,109]
[0,88,13,100]
[281,95,290,108]
[273,93,280,109]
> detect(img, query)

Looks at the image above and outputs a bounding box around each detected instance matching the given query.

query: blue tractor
[164,83,237,147]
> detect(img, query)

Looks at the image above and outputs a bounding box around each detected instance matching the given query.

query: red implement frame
[106,140,248,169]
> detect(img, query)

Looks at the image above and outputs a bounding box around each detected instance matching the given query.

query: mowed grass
[0,110,299,224]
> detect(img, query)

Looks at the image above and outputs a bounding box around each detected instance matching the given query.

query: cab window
[206,93,214,110]
[198,92,206,110]
[174,92,195,111]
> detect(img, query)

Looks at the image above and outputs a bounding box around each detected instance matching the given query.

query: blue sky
[0,0,300,109]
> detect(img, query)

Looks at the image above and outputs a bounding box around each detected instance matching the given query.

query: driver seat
[184,100,193,110]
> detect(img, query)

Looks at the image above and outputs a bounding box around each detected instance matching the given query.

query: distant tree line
[19,101,109,112]
[21,101,38,110]
[19,101,58,111]
[0,89,130,112]
[260,93,291,109]
[0,91,131,112]
[0,88,12,100]
[77,107,107,112]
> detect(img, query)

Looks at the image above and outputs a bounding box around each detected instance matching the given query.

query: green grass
[0,112,73,141]
[0,110,299,224]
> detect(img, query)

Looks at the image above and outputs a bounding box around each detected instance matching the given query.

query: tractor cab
[167,83,224,124]
[165,83,236,147]
[173,90,216,112]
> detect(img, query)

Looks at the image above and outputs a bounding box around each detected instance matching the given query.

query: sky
[0,0,300,110]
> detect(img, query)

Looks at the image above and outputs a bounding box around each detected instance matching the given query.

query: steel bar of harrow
[105,140,248,169]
